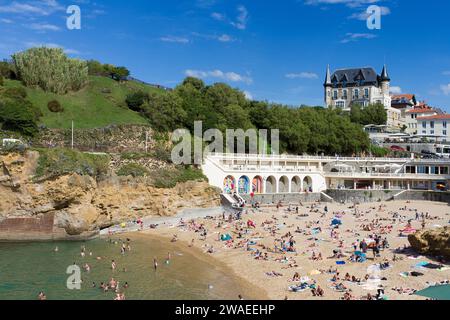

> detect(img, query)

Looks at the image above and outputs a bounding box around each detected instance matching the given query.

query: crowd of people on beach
[159,198,448,301]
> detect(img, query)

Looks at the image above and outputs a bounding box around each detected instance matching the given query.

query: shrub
[48,100,64,113]
[0,61,16,79]
[12,47,88,94]
[0,75,3,86]
[0,96,39,136]
[125,91,149,112]
[34,148,110,179]
[117,163,149,177]
[152,166,207,189]
[1,86,27,99]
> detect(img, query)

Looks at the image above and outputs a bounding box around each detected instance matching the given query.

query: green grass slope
[3,76,166,129]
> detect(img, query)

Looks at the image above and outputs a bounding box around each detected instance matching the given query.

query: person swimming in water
[111,260,116,271]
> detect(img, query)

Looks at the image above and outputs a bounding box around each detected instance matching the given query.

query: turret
[380,64,390,94]
[324,65,332,107]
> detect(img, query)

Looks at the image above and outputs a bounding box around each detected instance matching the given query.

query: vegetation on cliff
[34,148,110,180]
[0,47,378,156]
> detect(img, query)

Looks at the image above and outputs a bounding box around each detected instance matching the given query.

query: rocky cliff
[408,227,450,259]
[0,151,220,241]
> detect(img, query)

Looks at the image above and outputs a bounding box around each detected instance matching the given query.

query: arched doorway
[223,176,236,194]
[238,176,250,194]
[291,176,302,193]
[303,176,313,192]
[279,176,289,193]
[265,176,277,194]
[252,176,263,194]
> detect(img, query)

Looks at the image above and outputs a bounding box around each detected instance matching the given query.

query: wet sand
[136,200,450,300]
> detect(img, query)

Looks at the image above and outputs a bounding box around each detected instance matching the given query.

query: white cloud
[304,0,384,8]
[441,84,450,95]
[231,5,248,30]
[443,71,450,76]
[348,6,391,20]
[340,32,377,43]
[160,36,190,44]
[192,32,235,43]
[185,69,253,84]
[286,72,318,79]
[0,1,64,16]
[218,34,234,42]
[390,86,402,94]
[29,23,61,31]
[0,18,13,23]
[211,12,225,21]
[243,91,253,100]
[213,6,249,30]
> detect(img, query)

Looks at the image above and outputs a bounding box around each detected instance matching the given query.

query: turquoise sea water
[0,235,250,300]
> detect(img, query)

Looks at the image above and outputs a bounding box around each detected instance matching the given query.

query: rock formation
[0,151,220,241]
[408,227,450,259]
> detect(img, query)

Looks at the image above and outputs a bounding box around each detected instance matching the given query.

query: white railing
[206,153,450,164]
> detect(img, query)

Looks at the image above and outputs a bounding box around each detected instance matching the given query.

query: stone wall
[33,125,160,153]
[393,190,450,203]
[324,189,396,203]
[240,193,323,205]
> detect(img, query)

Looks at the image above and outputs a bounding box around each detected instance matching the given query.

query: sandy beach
[132,200,450,300]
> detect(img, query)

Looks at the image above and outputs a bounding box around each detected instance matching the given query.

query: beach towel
[336,261,346,265]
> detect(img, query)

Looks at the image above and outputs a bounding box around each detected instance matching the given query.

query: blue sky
[1,0,450,110]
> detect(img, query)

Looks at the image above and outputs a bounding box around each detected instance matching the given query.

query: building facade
[416,114,450,142]
[203,153,450,195]
[324,65,402,129]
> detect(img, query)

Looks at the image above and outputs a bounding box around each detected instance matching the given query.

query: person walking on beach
[111,260,116,271]
[153,258,158,271]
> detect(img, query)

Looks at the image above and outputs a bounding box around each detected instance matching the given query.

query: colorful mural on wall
[223,176,236,194]
[252,176,263,194]
[238,176,250,194]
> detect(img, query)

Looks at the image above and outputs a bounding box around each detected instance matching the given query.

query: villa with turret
[324,65,403,130]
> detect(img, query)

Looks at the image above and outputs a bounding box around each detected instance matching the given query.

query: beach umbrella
[415,285,450,300]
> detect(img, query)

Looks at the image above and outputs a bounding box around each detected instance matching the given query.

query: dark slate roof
[330,67,379,86]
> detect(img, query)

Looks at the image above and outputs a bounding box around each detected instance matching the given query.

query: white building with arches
[203,153,450,196]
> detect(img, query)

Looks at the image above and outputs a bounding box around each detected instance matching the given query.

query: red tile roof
[417,114,450,121]
[406,108,437,114]
[392,94,414,100]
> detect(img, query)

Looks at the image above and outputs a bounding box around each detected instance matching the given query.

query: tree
[0,96,39,136]
[350,104,362,124]
[125,91,149,112]
[361,103,387,125]
[0,75,3,86]
[0,61,16,79]
[143,91,187,132]
[111,66,130,81]
[12,47,88,94]
[182,77,205,91]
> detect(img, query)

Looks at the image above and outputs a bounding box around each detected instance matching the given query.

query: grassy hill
[3,76,166,129]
